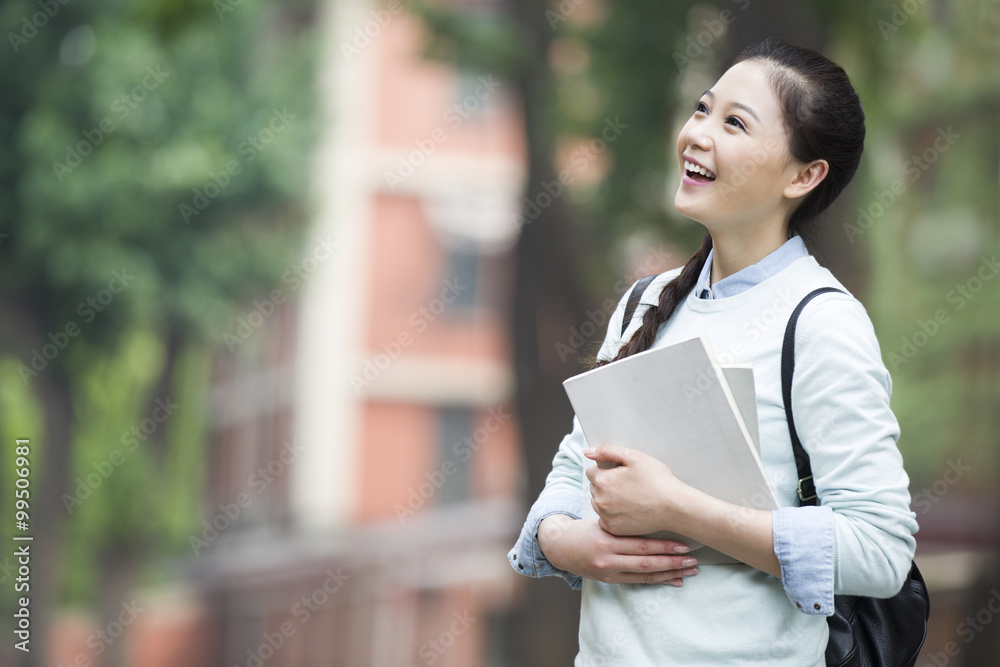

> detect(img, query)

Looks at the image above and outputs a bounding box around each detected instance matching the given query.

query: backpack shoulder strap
[621,274,658,338]
[781,286,848,507]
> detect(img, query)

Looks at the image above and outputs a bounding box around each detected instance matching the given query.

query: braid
[591,233,713,369]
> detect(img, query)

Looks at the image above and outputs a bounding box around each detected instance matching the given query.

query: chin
[673,191,705,223]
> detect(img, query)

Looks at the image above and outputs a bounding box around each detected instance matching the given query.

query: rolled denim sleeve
[773,505,835,616]
[507,490,585,590]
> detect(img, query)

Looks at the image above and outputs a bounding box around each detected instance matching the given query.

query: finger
[614,554,699,575]
[614,535,694,555]
[583,460,614,486]
[583,443,631,466]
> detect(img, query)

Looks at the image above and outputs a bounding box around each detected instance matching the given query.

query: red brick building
[183,1,528,665]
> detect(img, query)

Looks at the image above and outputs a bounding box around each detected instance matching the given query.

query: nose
[684,121,712,153]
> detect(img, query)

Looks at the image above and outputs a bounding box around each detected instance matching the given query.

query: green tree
[0,1,317,664]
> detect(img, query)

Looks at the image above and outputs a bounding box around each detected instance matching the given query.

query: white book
[563,333,778,556]
[722,364,759,454]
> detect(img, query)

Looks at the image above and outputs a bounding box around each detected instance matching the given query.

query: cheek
[730,167,788,209]
[729,151,784,190]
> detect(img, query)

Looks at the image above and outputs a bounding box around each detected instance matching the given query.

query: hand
[584,443,691,536]
[584,444,783,578]
[537,514,699,586]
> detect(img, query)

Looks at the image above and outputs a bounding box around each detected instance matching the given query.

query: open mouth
[684,159,717,183]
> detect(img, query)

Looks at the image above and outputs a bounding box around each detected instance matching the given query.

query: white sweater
[541,254,917,666]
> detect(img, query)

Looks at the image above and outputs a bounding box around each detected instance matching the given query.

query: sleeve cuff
[773,505,835,616]
[507,490,585,590]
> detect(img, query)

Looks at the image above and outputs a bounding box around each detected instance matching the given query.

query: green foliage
[0,359,44,554]
[837,0,1000,486]
[0,0,319,607]
[572,1,697,242]
[57,330,214,604]
[410,2,526,76]
[1,0,319,356]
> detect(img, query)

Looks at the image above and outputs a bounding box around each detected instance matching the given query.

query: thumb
[583,443,630,465]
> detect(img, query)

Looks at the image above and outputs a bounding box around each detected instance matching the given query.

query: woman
[507,39,917,665]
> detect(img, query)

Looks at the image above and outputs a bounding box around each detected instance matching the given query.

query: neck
[708,220,789,285]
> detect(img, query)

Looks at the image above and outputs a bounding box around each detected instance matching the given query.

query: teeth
[684,160,716,180]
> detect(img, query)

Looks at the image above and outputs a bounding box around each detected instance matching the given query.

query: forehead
[707,60,783,125]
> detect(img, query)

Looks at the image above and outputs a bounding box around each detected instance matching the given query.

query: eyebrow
[702,90,761,125]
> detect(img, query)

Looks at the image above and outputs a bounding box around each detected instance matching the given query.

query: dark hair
[591,38,865,369]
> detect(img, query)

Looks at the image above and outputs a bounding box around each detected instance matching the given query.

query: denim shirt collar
[695,235,809,300]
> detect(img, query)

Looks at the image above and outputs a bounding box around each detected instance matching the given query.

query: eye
[694,100,708,114]
[726,115,746,131]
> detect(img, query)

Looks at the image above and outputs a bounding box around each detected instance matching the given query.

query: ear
[783,159,829,201]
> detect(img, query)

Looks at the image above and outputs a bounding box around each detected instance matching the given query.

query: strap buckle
[797,476,817,502]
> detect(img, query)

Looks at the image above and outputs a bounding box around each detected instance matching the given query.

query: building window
[436,406,473,505]
[444,244,479,311]
[454,69,494,121]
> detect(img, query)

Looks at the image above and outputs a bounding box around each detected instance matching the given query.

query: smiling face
[674,59,810,235]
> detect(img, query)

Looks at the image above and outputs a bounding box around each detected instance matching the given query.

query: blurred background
[0,0,998,665]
